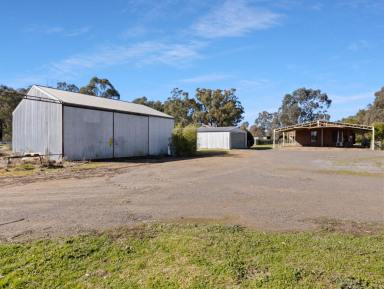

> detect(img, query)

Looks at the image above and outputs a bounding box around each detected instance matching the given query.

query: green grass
[0,163,39,177]
[0,162,116,178]
[251,144,273,150]
[1,224,383,289]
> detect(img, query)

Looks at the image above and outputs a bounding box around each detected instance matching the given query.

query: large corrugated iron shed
[12,85,174,160]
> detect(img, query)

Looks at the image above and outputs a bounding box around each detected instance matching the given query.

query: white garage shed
[197,127,247,150]
[12,85,174,160]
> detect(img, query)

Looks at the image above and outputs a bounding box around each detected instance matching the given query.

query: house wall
[197,132,230,149]
[230,131,247,149]
[293,128,355,147]
[12,99,62,156]
[295,129,310,146]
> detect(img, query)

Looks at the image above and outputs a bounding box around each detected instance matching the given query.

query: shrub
[240,128,254,148]
[244,129,254,148]
[171,124,197,156]
[373,122,384,149]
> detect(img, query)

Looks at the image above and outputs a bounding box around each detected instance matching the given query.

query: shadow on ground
[250,146,273,150]
[92,150,231,164]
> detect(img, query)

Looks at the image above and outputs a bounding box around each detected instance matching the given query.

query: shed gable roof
[30,85,173,119]
[197,126,244,133]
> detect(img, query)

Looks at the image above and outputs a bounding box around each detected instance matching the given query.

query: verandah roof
[275,120,373,133]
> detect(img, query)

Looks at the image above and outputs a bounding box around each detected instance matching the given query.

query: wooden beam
[275,120,373,133]
[372,126,375,151]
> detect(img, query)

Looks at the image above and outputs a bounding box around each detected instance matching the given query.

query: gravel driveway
[1,149,383,240]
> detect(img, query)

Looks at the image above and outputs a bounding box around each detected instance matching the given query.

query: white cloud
[347,40,369,51]
[120,26,149,38]
[192,0,281,38]
[42,41,203,79]
[238,79,270,88]
[338,0,384,10]
[65,26,91,37]
[332,92,373,104]
[24,25,91,37]
[180,73,232,83]
[45,26,65,34]
[309,3,323,10]
[7,40,203,87]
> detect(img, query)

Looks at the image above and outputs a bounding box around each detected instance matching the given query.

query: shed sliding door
[63,106,113,160]
[114,113,149,157]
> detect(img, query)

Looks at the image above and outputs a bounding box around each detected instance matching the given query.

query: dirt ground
[0,148,383,241]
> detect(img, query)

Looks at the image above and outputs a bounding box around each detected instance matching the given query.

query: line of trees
[341,87,384,147]
[249,88,332,138]
[248,87,384,146]
[0,77,245,141]
[341,87,384,125]
[0,86,27,141]
[132,88,244,127]
[2,77,381,145]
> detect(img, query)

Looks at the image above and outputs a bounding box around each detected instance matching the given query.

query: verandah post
[371,126,375,151]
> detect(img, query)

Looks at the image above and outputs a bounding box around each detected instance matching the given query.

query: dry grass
[317,169,384,177]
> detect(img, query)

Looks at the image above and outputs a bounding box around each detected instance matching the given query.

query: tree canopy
[254,111,279,137]
[252,88,332,136]
[278,88,331,126]
[341,87,384,125]
[193,88,244,127]
[132,96,164,112]
[57,82,80,93]
[249,124,260,138]
[240,121,249,130]
[133,88,244,127]
[0,86,25,141]
[79,77,120,100]
[163,88,198,127]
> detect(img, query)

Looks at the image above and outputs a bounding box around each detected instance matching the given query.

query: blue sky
[1,0,383,123]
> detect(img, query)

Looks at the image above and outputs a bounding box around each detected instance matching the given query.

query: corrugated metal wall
[114,113,149,157]
[63,106,113,160]
[63,107,173,160]
[149,117,174,155]
[230,132,247,149]
[197,132,230,149]
[12,99,62,156]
